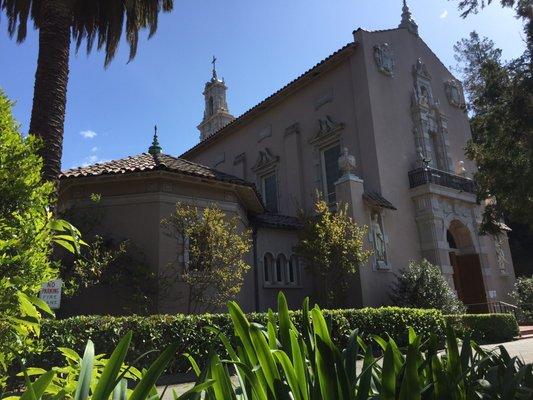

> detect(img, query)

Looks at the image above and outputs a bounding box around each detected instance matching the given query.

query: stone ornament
[309,115,344,146]
[371,211,388,269]
[373,43,395,77]
[494,234,508,274]
[444,79,466,109]
[413,58,431,80]
[338,147,357,176]
[318,115,341,134]
[252,148,279,173]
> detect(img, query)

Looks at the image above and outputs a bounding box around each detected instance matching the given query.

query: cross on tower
[211,55,218,79]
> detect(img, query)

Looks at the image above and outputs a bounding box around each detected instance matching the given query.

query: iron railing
[465,301,518,317]
[408,167,475,194]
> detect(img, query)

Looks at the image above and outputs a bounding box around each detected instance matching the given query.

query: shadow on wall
[57,283,157,318]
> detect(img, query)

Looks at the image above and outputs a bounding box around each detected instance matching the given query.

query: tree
[510,276,533,323]
[0,0,173,181]
[390,259,466,314]
[57,196,158,315]
[162,203,251,313]
[58,236,158,315]
[454,31,532,233]
[294,198,371,308]
[0,89,56,386]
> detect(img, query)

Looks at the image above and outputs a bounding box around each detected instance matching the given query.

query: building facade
[58,2,516,315]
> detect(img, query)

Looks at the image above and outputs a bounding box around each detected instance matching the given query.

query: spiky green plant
[13,293,533,399]
[185,292,533,399]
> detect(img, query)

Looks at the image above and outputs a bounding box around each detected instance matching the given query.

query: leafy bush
[16,332,193,400]
[294,197,371,308]
[161,202,252,313]
[0,89,57,384]
[29,306,518,375]
[446,313,520,344]
[390,259,466,314]
[510,276,533,323]
[0,90,84,389]
[17,293,532,400]
[32,308,443,375]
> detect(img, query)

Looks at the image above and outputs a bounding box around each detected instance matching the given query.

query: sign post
[39,279,63,309]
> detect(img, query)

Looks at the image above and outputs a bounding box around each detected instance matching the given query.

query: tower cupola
[197,56,235,141]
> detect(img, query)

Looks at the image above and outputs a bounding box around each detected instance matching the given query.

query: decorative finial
[399,0,418,35]
[211,55,218,80]
[148,125,162,155]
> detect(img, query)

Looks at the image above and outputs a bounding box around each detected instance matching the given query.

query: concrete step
[519,326,533,337]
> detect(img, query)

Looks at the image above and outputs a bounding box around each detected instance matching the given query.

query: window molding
[309,115,344,148]
[251,148,279,174]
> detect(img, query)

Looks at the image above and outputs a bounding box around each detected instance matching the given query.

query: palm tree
[1,0,173,181]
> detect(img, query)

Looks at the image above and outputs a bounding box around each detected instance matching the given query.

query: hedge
[445,313,520,344]
[30,308,517,375]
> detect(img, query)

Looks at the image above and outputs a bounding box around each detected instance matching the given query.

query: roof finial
[148,125,162,156]
[399,0,418,35]
[211,55,218,80]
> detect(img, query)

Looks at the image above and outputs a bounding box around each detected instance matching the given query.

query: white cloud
[82,154,99,166]
[80,129,97,139]
[91,146,98,152]
[440,9,448,19]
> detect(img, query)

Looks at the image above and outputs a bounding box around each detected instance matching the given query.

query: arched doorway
[447,220,487,312]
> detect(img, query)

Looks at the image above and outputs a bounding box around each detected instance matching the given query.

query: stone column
[411,193,455,285]
[334,148,366,222]
[334,148,366,307]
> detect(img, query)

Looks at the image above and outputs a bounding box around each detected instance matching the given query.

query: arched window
[263,253,274,283]
[275,254,286,283]
[208,96,214,116]
[287,255,299,284]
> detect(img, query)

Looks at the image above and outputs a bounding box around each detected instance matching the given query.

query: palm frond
[0,0,173,66]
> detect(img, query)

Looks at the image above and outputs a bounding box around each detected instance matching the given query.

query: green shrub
[0,89,56,385]
[446,313,520,344]
[390,259,466,314]
[32,307,443,375]
[18,293,533,400]
[510,276,533,324]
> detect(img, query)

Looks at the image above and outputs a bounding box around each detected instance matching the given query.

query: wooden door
[456,254,488,313]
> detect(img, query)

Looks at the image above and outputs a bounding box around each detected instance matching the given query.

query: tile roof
[181,42,356,158]
[250,213,303,230]
[363,191,397,210]
[60,153,253,188]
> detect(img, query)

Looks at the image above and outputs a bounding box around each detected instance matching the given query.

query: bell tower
[197,56,235,141]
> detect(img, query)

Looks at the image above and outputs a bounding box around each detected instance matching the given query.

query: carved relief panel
[373,43,395,77]
[444,79,466,109]
[410,58,453,172]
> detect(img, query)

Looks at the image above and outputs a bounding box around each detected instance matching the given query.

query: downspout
[252,226,260,311]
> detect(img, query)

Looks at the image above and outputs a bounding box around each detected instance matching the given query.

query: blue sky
[0,0,526,169]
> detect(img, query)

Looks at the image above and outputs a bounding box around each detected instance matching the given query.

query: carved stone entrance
[447,220,487,312]
[411,184,491,313]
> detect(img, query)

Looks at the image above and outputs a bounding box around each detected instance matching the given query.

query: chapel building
[58,2,516,315]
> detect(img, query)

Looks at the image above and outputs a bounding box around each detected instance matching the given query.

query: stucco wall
[184,27,516,307]
[58,174,255,315]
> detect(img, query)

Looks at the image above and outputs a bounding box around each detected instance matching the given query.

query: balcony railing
[408,167,475,194]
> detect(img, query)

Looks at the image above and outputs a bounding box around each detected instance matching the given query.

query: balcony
[408,167,475,194]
